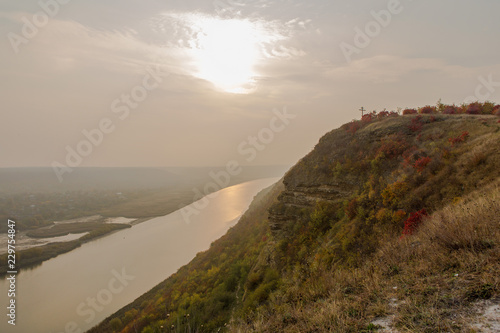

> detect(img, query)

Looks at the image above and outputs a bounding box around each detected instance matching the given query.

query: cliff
[89,108,500,333]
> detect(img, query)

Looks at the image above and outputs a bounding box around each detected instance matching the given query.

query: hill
[89,106,500,333]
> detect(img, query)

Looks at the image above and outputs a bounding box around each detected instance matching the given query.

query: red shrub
[419,105,436,114]
[361,113,375,124]
[408,115,423,132]
[346,121,361,134]
[377,135,409,159]
[494,105,500,116]
[378,111,390,119]
[466,102,482,114]
[401,209,428,236]
[403,108,417,115]
[449,131,469,145]
[442,105,459,114]
[401,146,419,168]
[414,156,431,172]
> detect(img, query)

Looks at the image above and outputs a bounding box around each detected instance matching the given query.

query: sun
[187,17,266,93]
[159,12,289,93]
[193,19,258,93]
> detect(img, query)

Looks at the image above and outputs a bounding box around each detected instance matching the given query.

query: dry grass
[232,180,500,332]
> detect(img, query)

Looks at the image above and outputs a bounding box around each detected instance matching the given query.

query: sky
[1,0,499,170]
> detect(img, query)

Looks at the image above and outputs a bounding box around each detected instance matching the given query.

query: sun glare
[193,19,259,93]
[161,12,288,93]
[167,14,272,94]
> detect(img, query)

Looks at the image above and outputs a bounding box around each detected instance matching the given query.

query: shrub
[345,198,358,219]
[377,111,390,119]
[419,105,436,114]
[375,208,392,223]
[392,210,407,224]
[361,113,376,123]
[466,102,482,114]
[246,271,264,291]
[494,105,500,116]
[377,134,409,159]
[403,108,417,115]
[408,115,423,132]
[442,105,459,114]
[401,209,428,236]
[448,131,469,146]
[481,101,496,115]
[109,318,123,331]
[382,181,409,207]
[346,121,361,134]
[414,156,431,172]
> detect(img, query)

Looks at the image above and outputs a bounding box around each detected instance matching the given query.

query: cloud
[324,55,448,83]
[323,55,500,89]
[24,19,166,74]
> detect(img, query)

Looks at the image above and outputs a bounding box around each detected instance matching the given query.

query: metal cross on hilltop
[359,107,366,117]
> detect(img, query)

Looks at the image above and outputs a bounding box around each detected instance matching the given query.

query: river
[0,178,278,333]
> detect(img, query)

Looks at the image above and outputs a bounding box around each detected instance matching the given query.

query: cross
[359,107,366,117]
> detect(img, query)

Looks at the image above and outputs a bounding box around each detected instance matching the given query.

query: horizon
[2,0,500,171]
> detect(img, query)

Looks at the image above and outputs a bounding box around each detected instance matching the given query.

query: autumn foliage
[403,108,417,115]
[414,156,432,172]
[402,209,428,236]
[449,131,469,145]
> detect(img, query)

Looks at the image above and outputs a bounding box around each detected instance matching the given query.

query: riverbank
[0,178,280,333]
[0,223,131,275]
[0,216,160,275]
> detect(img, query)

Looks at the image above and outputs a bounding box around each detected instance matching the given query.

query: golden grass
[232,180,500,332]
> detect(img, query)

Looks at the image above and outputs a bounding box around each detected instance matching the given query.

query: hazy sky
[1,0,499,169]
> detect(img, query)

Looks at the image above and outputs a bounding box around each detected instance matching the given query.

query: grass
[233,180,500,332]
[86,111,500,333]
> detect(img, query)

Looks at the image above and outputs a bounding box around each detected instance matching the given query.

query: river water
[0,178,278,333]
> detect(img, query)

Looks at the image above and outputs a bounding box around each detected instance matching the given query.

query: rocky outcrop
[269,182,354,232]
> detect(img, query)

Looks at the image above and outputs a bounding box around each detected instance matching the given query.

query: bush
[346,121,361,134]
[442,105,459,114]
[382,181,409,207]
[402,209,428,236]
[414,156,431,172]
[466,102,482,114]
[448,131,469,146]
[403,108,417,115]
[246,271,264,291]
[419,105,436,114]
[408,116,423,132]
[345,198,358,219]
[109,318,123,331]
[377,134,409,159]
[361,113,376,123]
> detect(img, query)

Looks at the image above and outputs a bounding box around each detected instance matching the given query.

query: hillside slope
[88,180,285,333]
[89,110,500,333]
